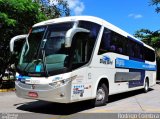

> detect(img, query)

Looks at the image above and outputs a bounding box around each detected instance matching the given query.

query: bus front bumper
[15,81,71,103]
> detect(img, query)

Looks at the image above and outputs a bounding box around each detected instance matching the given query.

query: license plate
[28,92,38,98]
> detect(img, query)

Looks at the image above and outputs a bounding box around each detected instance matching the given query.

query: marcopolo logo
[100,56,113,65]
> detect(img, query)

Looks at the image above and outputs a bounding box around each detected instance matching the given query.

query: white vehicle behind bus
[10,16,156,106]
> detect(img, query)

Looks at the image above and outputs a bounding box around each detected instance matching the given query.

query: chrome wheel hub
[145,82,148,91]
[96,88,105,101]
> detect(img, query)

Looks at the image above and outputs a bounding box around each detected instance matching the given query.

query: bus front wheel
[94,83,108,106]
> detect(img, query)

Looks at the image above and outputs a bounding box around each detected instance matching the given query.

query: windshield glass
[17,22,74,74]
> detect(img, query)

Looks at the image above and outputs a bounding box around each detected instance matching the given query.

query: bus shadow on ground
[156,81,160,85]
[108,88,153,103]
[16,99,94,115]
[16,89,153,115]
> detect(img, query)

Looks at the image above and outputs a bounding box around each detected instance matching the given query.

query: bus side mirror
[65,28,90,48]
[10,34,27,54]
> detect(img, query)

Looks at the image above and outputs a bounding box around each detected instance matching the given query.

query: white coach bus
[10,16,156,106]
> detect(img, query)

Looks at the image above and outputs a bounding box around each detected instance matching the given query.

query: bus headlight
[49,75,77,88]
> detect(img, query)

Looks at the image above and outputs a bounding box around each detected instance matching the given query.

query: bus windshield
[17,22,74,75]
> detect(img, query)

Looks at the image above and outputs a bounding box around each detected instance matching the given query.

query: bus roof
[33,16,154,51]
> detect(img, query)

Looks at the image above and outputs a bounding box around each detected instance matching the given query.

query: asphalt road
[0,83,160,119]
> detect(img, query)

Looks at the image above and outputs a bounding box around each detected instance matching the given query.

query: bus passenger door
[71,32,93,100]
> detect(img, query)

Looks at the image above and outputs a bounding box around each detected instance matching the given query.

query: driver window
[72,32,94,68]
[73,33,88,64]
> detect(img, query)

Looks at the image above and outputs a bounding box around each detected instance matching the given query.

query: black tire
[0,75,2,89]
[0,83,2,89]
[143,79,149,93]
[94,83,108,106]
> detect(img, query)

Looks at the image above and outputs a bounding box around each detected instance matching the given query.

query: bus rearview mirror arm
[10,34,28,53]
[65,27,90,48]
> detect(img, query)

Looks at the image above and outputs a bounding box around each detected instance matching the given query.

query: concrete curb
[0,88,15,92]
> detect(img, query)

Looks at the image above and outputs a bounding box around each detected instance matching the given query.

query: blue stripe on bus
[16,75,31,82]
[115,58,157,71]
[16,75,31,79]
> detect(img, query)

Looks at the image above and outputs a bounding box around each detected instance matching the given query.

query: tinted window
[111,32,125,54]
[70,21,101,69]
[134,44,143,59]
[98,28,112,54]
[72,33,88,64]
[98,27,155,62]
[144,47,155,62]
[78,21,101,40]
[98,28,126,55]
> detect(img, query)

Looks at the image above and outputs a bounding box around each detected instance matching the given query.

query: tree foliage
[33,0,70,18]
[134,29,160,50]
[150,0,160,13]
[0,0,47,65]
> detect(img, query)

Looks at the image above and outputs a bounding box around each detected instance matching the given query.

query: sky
[61,0,160,35]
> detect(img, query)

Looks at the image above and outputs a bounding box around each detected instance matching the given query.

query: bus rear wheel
[94,83,108,106]
[144,79,149,93]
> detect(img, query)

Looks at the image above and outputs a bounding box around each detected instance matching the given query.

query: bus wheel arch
[94,78,109,106]
[144,77,149,93]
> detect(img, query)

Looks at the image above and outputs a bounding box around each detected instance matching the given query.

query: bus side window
[98,28,111,55]
[110,45,116,52]
[111,32,124,54]
[134,44,142,59]
[126,41,133,57]
[144,47,155,62]
[78,21,101,41]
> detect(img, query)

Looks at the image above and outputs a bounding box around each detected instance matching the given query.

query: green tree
[0,0,47,65]
[0,0,46,78]
[134,29,160,50]
[150,0,160,13]
[33,0,70,18]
